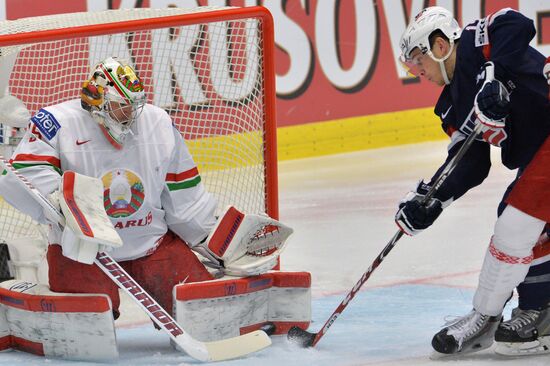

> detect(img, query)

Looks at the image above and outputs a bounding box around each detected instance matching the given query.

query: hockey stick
[288,114,487,348]
[0,158,272,362]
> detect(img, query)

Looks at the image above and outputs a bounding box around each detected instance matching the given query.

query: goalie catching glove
[52,171,123,264]
[395,180,452,236]
[193,206,293,276]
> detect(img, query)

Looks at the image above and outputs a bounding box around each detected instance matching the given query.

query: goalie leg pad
[0,280,117,361]
[174,271,311,342]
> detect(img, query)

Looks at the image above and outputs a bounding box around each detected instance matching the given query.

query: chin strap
[439,60,451,85]
[429,40,456,85]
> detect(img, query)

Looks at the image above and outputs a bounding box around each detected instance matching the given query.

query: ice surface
[3,141,544,365]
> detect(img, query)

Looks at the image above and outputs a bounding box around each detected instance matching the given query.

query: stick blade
[287,326,316,348]
[204,330,272,362]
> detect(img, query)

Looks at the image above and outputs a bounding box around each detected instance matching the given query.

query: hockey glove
[193,205,293,276]
[57,172,123,264]
[395,181,449,236]
[474,62,510,128]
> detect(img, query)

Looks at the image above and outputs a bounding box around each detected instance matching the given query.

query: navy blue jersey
[430,8,550,202]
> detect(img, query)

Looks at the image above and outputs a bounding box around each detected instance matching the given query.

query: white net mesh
[0,144,45,242]
[0,6,275,245]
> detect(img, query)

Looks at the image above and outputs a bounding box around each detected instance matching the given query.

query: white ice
[3,140,547,365]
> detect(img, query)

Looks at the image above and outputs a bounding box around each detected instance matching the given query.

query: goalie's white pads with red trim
[0,280,117,361]
[196,206,293,276]
[174,271,311,341]
[58,171,122,264]
[5,237,48,285]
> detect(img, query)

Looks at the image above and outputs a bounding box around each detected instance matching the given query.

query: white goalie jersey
[1,99,217,261]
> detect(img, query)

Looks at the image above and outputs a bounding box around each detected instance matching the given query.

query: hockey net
[0,6,278,273]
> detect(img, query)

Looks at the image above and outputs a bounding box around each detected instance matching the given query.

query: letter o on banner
[315,0,377,91]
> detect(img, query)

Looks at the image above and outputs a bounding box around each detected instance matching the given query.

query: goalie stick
[287,64,499,347]
[0,158,272,362]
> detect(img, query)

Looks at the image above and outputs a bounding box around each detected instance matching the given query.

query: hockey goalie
[0,56,311,361]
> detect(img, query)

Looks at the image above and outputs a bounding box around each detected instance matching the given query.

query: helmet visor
[399,51,429,77]
[106,98,144,129]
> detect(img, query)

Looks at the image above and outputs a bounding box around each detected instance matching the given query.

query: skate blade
[430,350,457,360]
[429,342,494,359]
[495,337,550,357]
[429,350,478,360]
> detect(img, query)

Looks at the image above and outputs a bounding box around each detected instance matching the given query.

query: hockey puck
[260,322,276,336]
[287,326,316,347]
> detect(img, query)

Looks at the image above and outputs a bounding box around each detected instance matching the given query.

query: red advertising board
[2,0,549,128]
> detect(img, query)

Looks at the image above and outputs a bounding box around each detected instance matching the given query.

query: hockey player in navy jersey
[397,7,550,356]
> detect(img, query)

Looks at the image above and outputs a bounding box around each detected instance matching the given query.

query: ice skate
[495,306,550,356]
[431,309,501,355]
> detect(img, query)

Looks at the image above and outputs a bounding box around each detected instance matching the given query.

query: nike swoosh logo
[76,139,91,145]
[441,106,452,119]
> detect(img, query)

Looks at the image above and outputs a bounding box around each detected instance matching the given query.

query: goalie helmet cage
[0,6,278,247]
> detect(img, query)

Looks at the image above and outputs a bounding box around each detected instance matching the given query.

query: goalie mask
[399,6,461,85]
[81,57,146,149]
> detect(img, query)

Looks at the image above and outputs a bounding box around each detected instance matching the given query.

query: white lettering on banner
[382,0,405,80]
[315,0,377,91]
[86,0,143,73]
[149,0,200,10]
[150,23,207,106]
[0,0,5,21]
[89,33,133,73]
[151,0,261,104]
[209,19,260,101]
[461,0,482,25]
[208,0,259,7]
[519,0,550,56]
[149,1,207,106]
[263,1,313,98]
[4,0,550,105]
[86,0,138,12]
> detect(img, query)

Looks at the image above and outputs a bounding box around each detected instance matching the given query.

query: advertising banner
[1,0,548,158]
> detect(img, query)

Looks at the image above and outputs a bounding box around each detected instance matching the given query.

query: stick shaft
[310,122,484,347]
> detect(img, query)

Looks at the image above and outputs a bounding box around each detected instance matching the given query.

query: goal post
[0,6,279,249]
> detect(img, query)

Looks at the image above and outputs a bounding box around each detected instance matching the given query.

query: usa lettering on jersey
[30,109,61,140]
